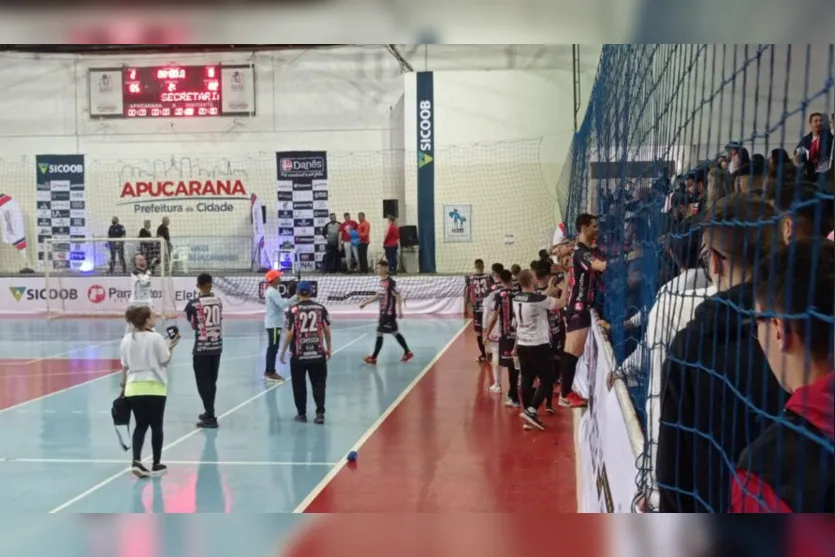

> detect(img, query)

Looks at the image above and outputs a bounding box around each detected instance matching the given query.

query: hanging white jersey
[130,270,154,307]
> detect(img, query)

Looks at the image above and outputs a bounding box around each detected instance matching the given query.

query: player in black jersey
[485,269,520,407]
[360,260,414,364]
[184,273,224,429]
[510,264,522,294]
[464,259,492,362]
[535,263,566,413]
[279,281,332,424]
[560,214,606,408]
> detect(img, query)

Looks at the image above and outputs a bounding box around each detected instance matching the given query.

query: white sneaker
[488,383,502,393]
[504,397,520,408]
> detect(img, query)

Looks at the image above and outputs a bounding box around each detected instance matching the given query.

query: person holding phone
[120,305,180,478]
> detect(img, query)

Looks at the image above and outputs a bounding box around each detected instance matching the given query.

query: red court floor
[0,358,120,410]
[304,329,577,513]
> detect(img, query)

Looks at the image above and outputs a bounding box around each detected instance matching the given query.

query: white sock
[490,351,501,385]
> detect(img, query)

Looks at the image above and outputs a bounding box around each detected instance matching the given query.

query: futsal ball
[347,450,358,462]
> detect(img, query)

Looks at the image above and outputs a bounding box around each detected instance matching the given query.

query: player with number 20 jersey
[184,273,223,429]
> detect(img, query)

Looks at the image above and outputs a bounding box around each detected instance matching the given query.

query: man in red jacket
[383,215,399,275]
[731,240,834,512]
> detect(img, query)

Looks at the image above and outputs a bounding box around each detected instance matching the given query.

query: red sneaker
[363,356,377,365]
[558,392,588,408]
[401,351,414,362]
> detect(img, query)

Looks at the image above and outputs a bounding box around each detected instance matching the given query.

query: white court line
[0,326,374,416]
[1,458,337,466]
[0,369,116,379]
[48,333,368,514]
[292,320,472,513]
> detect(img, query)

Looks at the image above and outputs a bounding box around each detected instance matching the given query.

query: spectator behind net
[156,216,172,274]
[731,240,834,513]
[656,193,786,513]
[766,178,835,245]
[705,167,732,211]
[322,213,341,273]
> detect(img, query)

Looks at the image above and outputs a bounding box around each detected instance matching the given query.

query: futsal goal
[43,237,177,319]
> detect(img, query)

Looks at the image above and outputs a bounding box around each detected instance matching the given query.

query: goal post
[44,237,177,319]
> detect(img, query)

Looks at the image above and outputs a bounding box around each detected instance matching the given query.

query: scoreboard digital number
[125,65,220,118]
[88,64,255,119]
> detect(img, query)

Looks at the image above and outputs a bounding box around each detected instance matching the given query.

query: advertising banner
[416,71,436,273]
[250,193,270,270]
[35,155,87,271]
[442,204,472,242]
[0,275,466,316]
[276,151,329,272]
[578,311,641,513]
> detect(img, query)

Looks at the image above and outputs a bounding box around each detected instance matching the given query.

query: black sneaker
[198,412,207,422]
[131,461,151,478]
[150,464,168,477]
[294,414,307,423]
[545,404,555,414]
[197,416,218,429]
[520,409,545,430]
[314,413,325,425]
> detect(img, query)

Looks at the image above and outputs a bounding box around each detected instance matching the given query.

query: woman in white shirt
[120,305,180,478]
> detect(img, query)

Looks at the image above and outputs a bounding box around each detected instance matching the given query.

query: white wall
[404,66,595,272]
[0,45,600,274]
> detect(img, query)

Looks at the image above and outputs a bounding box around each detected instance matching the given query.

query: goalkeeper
[126,253,154,334]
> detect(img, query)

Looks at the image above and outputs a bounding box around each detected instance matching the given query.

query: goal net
[44,237,177,319]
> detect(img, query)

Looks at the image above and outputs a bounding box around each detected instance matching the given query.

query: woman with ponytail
[120,305,180,478]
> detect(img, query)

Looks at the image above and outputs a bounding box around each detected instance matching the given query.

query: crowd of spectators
[586,112,834,513]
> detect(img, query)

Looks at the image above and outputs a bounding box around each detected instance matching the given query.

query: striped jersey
[378,277,400,317]
[286,300,330,363]
[465,273,492,312]
[482,283,501,342]
[184,293,223,355]
[537,279,565,338]
[567,242,599,314]
[491,286,516,340]
[130,269,153,307]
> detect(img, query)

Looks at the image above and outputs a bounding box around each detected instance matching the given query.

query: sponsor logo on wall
[276,151,329,272]
[442,204,472,242]
[416,71,436,273]
[35,154,87,271]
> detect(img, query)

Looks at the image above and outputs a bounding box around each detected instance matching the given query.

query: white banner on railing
[0,275,466,316]
[577,311,641,513]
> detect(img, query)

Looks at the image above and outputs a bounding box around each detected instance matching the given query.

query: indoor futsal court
[0,315,578,523]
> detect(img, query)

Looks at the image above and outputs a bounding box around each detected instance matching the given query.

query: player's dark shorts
[472,309,484,333]
[565,310,592,333]
[498,335,515,368]
[377,314,399,334]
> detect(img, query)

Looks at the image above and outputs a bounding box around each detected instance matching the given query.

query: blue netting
[558,44,834,513]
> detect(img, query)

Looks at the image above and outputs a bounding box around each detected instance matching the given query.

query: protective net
[559,44,834,512]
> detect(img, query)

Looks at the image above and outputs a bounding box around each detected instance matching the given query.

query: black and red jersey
[566,242,600,314]
[536,281,564,338]
[465,273,492,312]
[378,277,400,317]
[285,300,330,363]
[491,286,516,340]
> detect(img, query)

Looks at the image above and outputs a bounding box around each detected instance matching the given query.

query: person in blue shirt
[264,269,297,383]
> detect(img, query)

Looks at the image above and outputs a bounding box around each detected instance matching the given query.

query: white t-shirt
[120,330,171,387]
[512,291,557,346]
[130,270,153,306]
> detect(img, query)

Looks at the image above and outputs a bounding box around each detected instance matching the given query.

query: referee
[184,273,223,429]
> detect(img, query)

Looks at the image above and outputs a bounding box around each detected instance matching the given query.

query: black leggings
[129,395,166,465]
[517,343,556,411]
[265,328,281,373]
